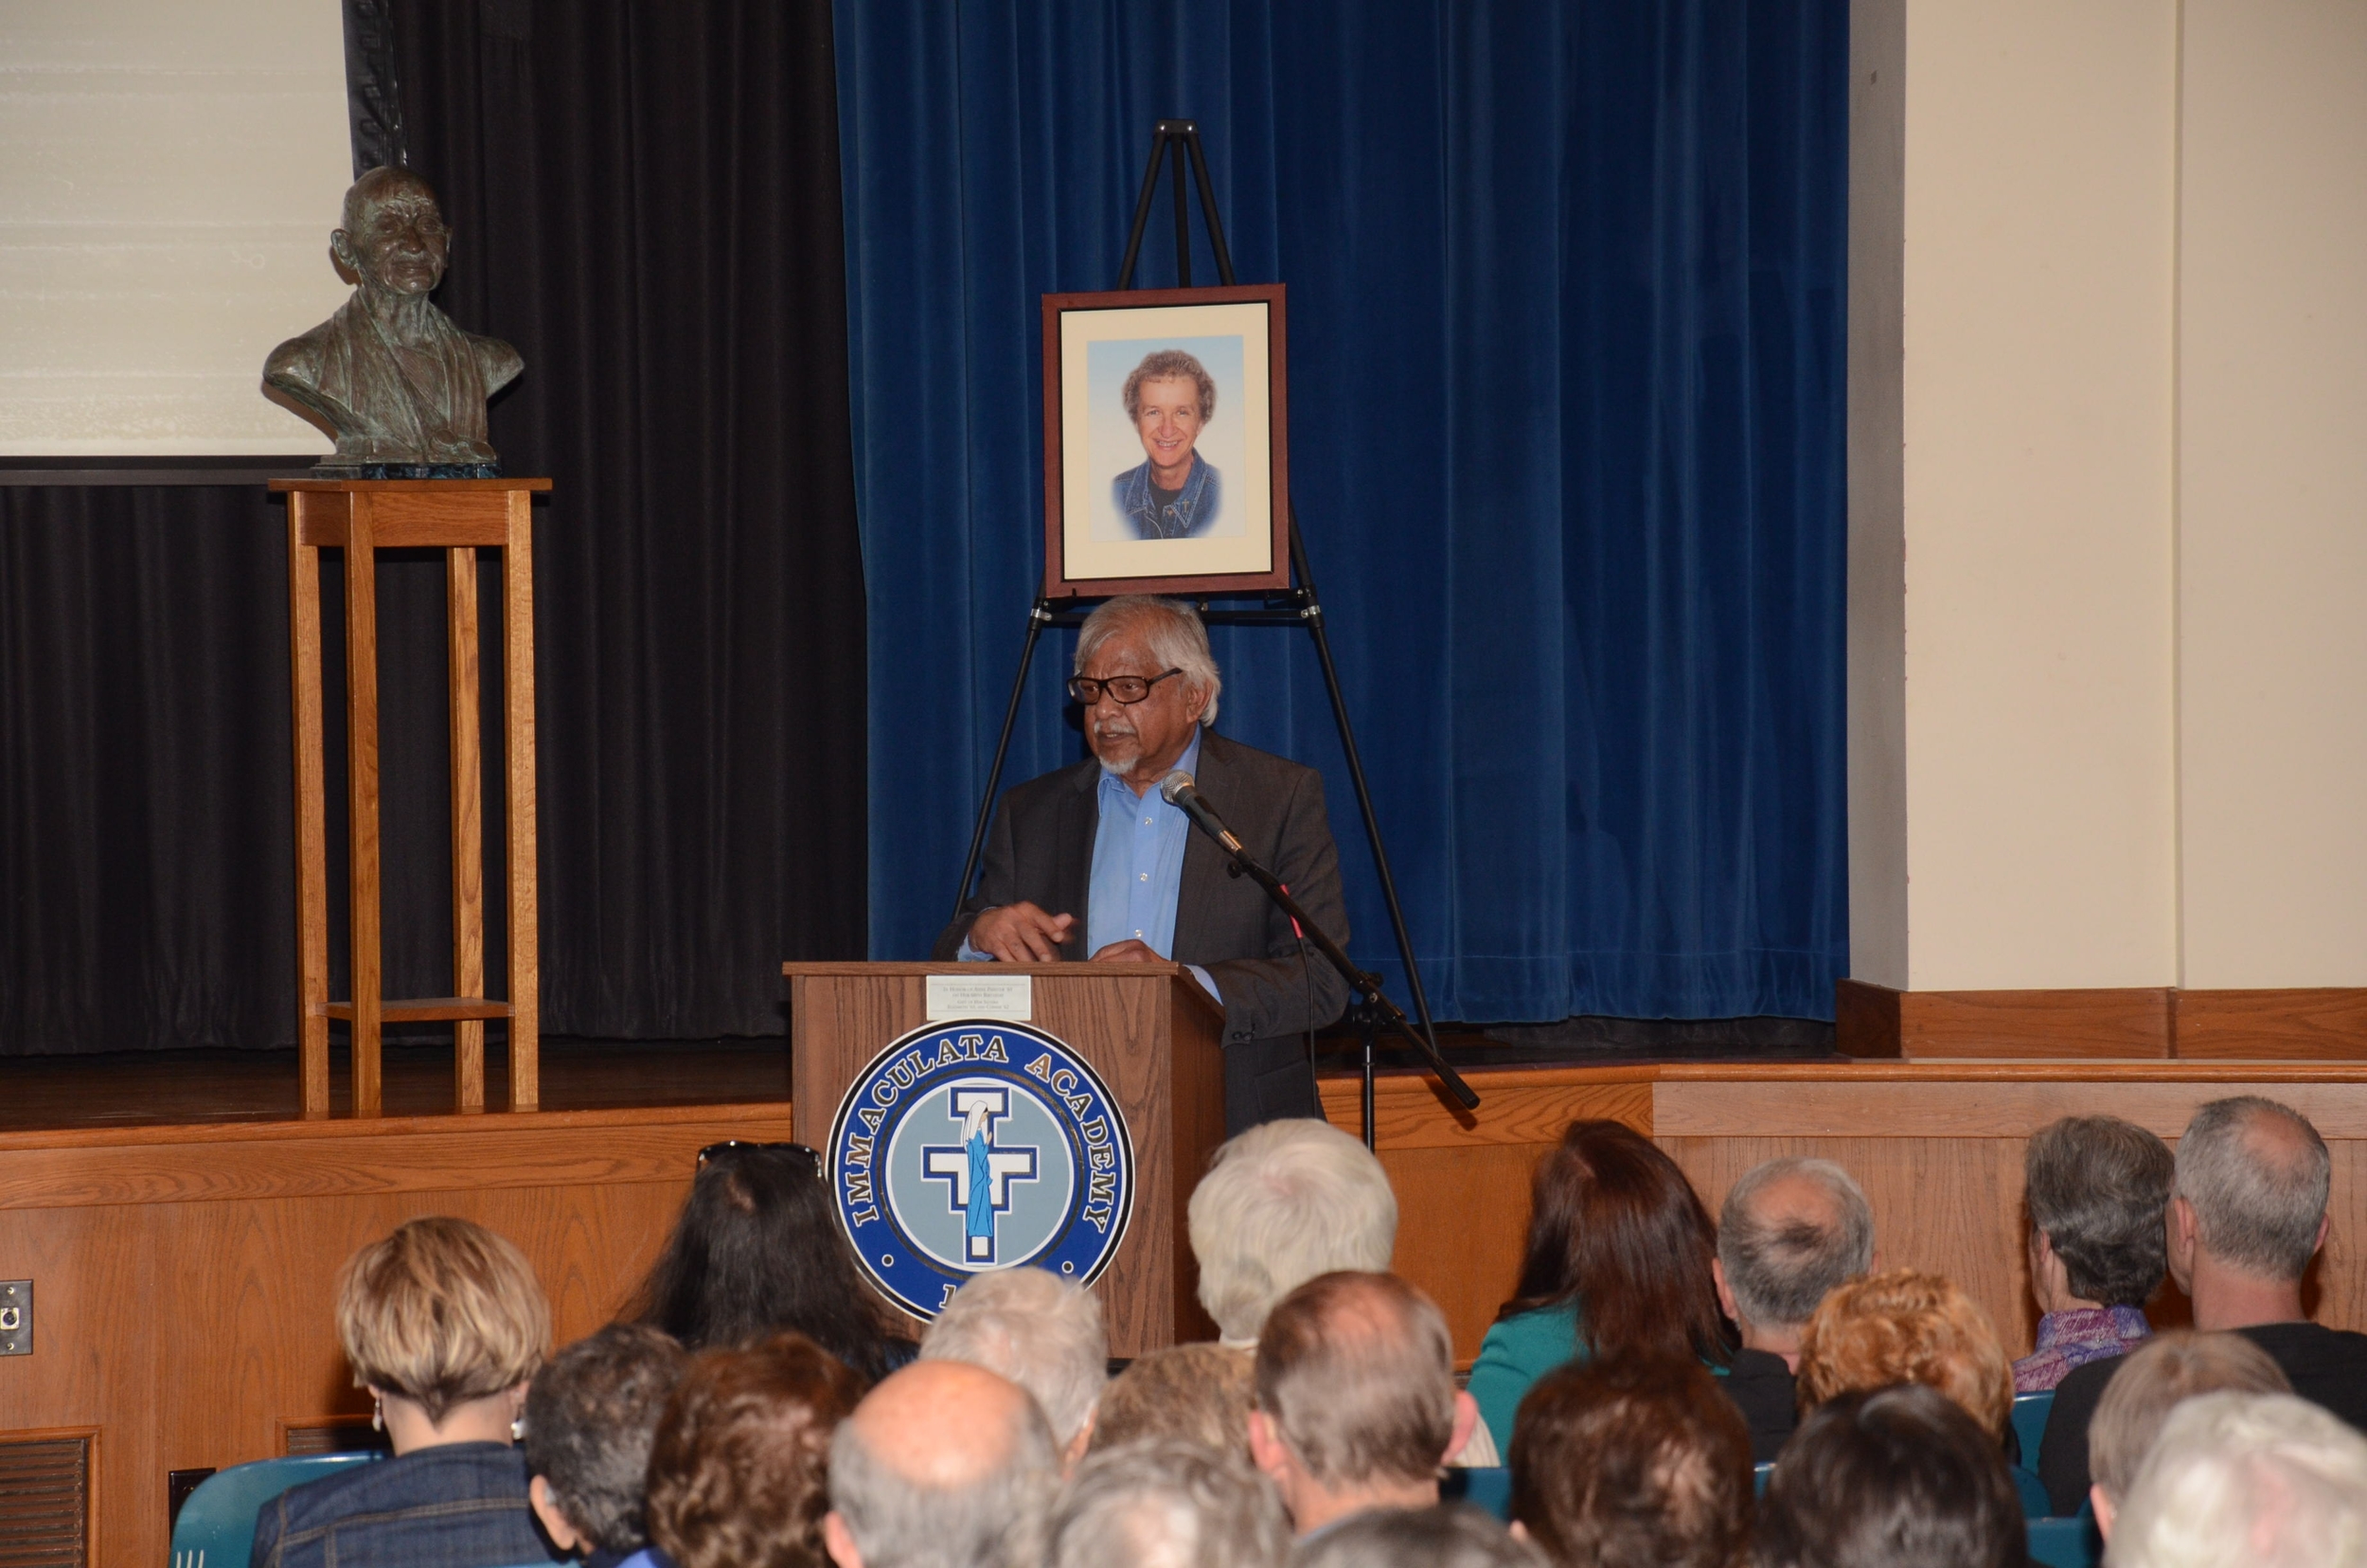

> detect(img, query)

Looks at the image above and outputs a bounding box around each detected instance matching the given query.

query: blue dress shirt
[961,731,1219,1000]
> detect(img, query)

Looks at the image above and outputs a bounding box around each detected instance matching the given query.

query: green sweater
[1468,1302,1587,1454]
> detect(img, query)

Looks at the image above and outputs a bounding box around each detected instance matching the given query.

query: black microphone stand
[1179,814,1480,1149]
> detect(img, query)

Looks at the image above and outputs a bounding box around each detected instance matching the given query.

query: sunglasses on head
[696,1140,823,1178]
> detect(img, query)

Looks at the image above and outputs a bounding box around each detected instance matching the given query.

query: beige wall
[1852,0,2181,991]
[0,0,348,454]
[2175,0,2367,988]
[1852,0,2367,993]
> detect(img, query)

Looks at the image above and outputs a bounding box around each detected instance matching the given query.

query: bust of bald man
[824,1360,1059,1568]
[263,166,523,474]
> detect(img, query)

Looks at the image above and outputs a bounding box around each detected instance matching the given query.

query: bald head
[2177,1097,2331,1283]
[1718,1157,1874,1330]
[332,166,449,297]
[852,1361,1040,1488]
[1254,1272,1457,1488]
[828,1362,1057,1568]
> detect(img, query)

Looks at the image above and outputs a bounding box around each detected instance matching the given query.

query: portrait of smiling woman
[1112,347,1222,539]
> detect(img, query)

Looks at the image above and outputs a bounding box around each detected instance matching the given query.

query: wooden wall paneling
[1316,1071,1654,1150]
[2316,1143,2367,1330]
[0,1105,791,1212]
[1830,983,2367,1061]
[1899,988,2172,1059]
[1652,1073,2367,1141]
[2176,989,2367,1060]
[0,1206,159,1568]
[1375,1142,1543,1364]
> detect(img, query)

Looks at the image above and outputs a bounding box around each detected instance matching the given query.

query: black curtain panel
[0,0,864,1054]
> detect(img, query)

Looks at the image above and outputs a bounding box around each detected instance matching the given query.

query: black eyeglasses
[698,1140,823,1178]
[1068,668,1185,706]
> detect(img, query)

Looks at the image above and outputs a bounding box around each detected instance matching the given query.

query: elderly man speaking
[934,596,1349,1131]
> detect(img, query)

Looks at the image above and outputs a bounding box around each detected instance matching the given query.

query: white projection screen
[0,0,354,456]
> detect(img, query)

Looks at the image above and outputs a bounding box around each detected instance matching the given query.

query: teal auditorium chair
[169,1452,381,1568]
[2011,1390,2056,1467]
[2025,1502,2103,1568]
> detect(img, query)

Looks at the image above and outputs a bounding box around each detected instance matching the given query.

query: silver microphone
[1159,770,1245,855]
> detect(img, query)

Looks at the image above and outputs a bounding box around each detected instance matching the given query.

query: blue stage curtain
[835,0,1847,1022]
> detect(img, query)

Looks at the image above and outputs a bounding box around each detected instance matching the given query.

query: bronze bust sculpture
[263,167,522,476]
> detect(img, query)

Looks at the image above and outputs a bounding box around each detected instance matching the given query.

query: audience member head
[1297,1505,1543,1568]
[1753,1384,2026,1568]
[524,1323,690,1557]
[646,1330,866,1568]
[2022,1114,2174,1317]
[1508,1356,1752,1568]
[825,1359,1059,1568]
[336,1215,551,1453]
[632,1140,901,1378]
[1795,1269,2012,1441]
[1504,1120,1728,1368]
[2108,1392,2367,1568]
[1714,1156,1874,1363]
[2169,1096,2332,1321]
[1248,1271,1477,1536]
[1188,1119,1397,1345]
[922,1267,1108,1470]
[1041,1437,1290,1568]
[1090,1344,1255,1459]
[2084,1329,2288,1538]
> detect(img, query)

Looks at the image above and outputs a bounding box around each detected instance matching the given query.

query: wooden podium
[276,477,550,1117]
[784,962,1226,1355]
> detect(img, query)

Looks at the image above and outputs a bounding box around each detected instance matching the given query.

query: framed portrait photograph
[1040,283,1290,597]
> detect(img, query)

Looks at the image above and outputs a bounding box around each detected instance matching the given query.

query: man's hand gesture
[968,902,1077,963]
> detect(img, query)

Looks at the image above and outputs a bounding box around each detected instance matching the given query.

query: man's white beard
[1092,724,1141,775]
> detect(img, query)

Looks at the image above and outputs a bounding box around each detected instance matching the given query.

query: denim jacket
[251,1442,561,1568]
[1112,453,1221,539]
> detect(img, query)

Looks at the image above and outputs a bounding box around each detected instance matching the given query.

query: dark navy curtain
[835,2,1847,1022]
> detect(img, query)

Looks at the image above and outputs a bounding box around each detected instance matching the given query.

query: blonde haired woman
[253,1216,561,1567]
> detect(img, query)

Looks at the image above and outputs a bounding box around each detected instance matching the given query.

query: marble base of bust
[314,459,505,480]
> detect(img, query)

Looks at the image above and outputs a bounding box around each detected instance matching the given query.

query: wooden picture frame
[1041,284,1290,598]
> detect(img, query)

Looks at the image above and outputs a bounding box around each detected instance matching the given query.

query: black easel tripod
[951,119,1479,1145]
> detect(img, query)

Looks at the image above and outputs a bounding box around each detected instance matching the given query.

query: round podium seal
[825,1019,1135,1319]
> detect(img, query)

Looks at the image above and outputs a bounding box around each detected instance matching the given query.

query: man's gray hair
[1188,1119,1397,1344]
[1075,597,1223,725]
[2108,1392,2367,1568]
[922,1267,1109,1450]
[2175,1096,2331,1283]
[2024,1114,2175,1308]
[828,1387,1059,1568]
[1041,1438,1289,1568]
[1716,1157,1874,1330]
[2087,1330,2289,1503]
[1297,1504,1542,1568]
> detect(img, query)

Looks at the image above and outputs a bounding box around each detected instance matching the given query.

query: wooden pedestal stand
[275,477,550,1116]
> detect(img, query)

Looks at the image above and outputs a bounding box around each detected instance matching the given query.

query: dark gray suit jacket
[932,729,1351,1131]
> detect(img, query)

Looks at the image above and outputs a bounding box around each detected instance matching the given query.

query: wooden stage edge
[14,1054,2367,1566]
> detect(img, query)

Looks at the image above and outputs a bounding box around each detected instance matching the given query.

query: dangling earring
[510,1415,525,1441]
[371,1398,383,1433]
